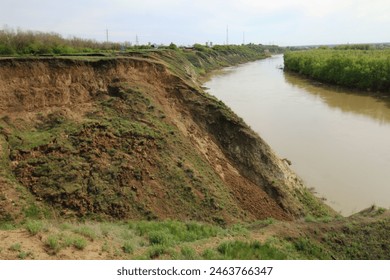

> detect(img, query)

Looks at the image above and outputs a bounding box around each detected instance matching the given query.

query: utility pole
[106,29,109,43]
[226,25,229,45]
[136,34,139,46]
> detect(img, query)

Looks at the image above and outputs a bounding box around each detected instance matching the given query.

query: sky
[1,0,389,46]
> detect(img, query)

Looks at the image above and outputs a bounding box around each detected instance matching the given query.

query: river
[204,55,390,215]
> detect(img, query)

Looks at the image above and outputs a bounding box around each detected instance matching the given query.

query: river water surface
[204,55,390,215]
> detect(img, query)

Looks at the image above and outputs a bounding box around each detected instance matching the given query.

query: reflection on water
[204,55,390,215]
[284,73,390,124]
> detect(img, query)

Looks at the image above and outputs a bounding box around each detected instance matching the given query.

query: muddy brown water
[204,55,390,215]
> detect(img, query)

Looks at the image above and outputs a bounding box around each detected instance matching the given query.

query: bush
[0,27,123,56]
[148,230,173,245]
[168,43,178,50]
[284,49,390,92]
[0,44,15,55]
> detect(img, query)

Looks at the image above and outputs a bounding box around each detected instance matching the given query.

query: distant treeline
[0,27,283,56]
[333,44,372,50]
[284,48,390,92]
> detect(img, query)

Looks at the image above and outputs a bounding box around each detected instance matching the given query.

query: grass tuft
[45,235,61,254]
[73,237,88,250]
[122,242,134,254]
[9,243,22,252]
[74,225,96,241]
[25,220,45,235]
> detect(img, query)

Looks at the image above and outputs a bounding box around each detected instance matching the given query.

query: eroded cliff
[0,50,331,225]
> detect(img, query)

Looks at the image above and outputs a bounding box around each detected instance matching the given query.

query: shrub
[25,220,45,235]
[148,230,172,246]
[45,235,61,253]
[73,237,88,250]
[284,49,390,92]
[0,44,15,55]
[122,242,134,254]
[0,27,123,56]
[168,43,178,50]
[23,204,42,219]
[18,251,28,259]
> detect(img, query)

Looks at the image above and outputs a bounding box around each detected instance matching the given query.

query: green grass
[180,246,198,259]
[304,215,334,223]
[148,230,173,246]
[8,130,54,150]
[101,241,110,253]
[294,188,333,218]
[73,237,88,250]
[0,222,17,230]
[45,235,61,253]
[202,248,220,259]
[44,233,89,253]
[9,243,22,252]
[292,237,332,260]
[284,49,390,92]
[216,240,288,260]
[23,204,44,219]
[25,220,45,235]
[122,242,134,254]
[147,245,176,259]
[130,220,222,245]
[73,225,97,241]
[2,217,390,259]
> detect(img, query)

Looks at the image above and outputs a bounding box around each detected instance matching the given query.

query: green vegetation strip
[284,48,390,92]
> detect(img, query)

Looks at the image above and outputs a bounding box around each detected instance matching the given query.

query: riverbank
[205,55,390,215]
[0,48,389,259]
[0,47,330,223]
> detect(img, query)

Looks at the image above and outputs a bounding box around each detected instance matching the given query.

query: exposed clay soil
[0,56,307,225]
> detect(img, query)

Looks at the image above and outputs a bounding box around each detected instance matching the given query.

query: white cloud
[1,0,389,45]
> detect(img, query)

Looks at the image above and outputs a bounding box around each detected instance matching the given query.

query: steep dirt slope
[0,51,330,225]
